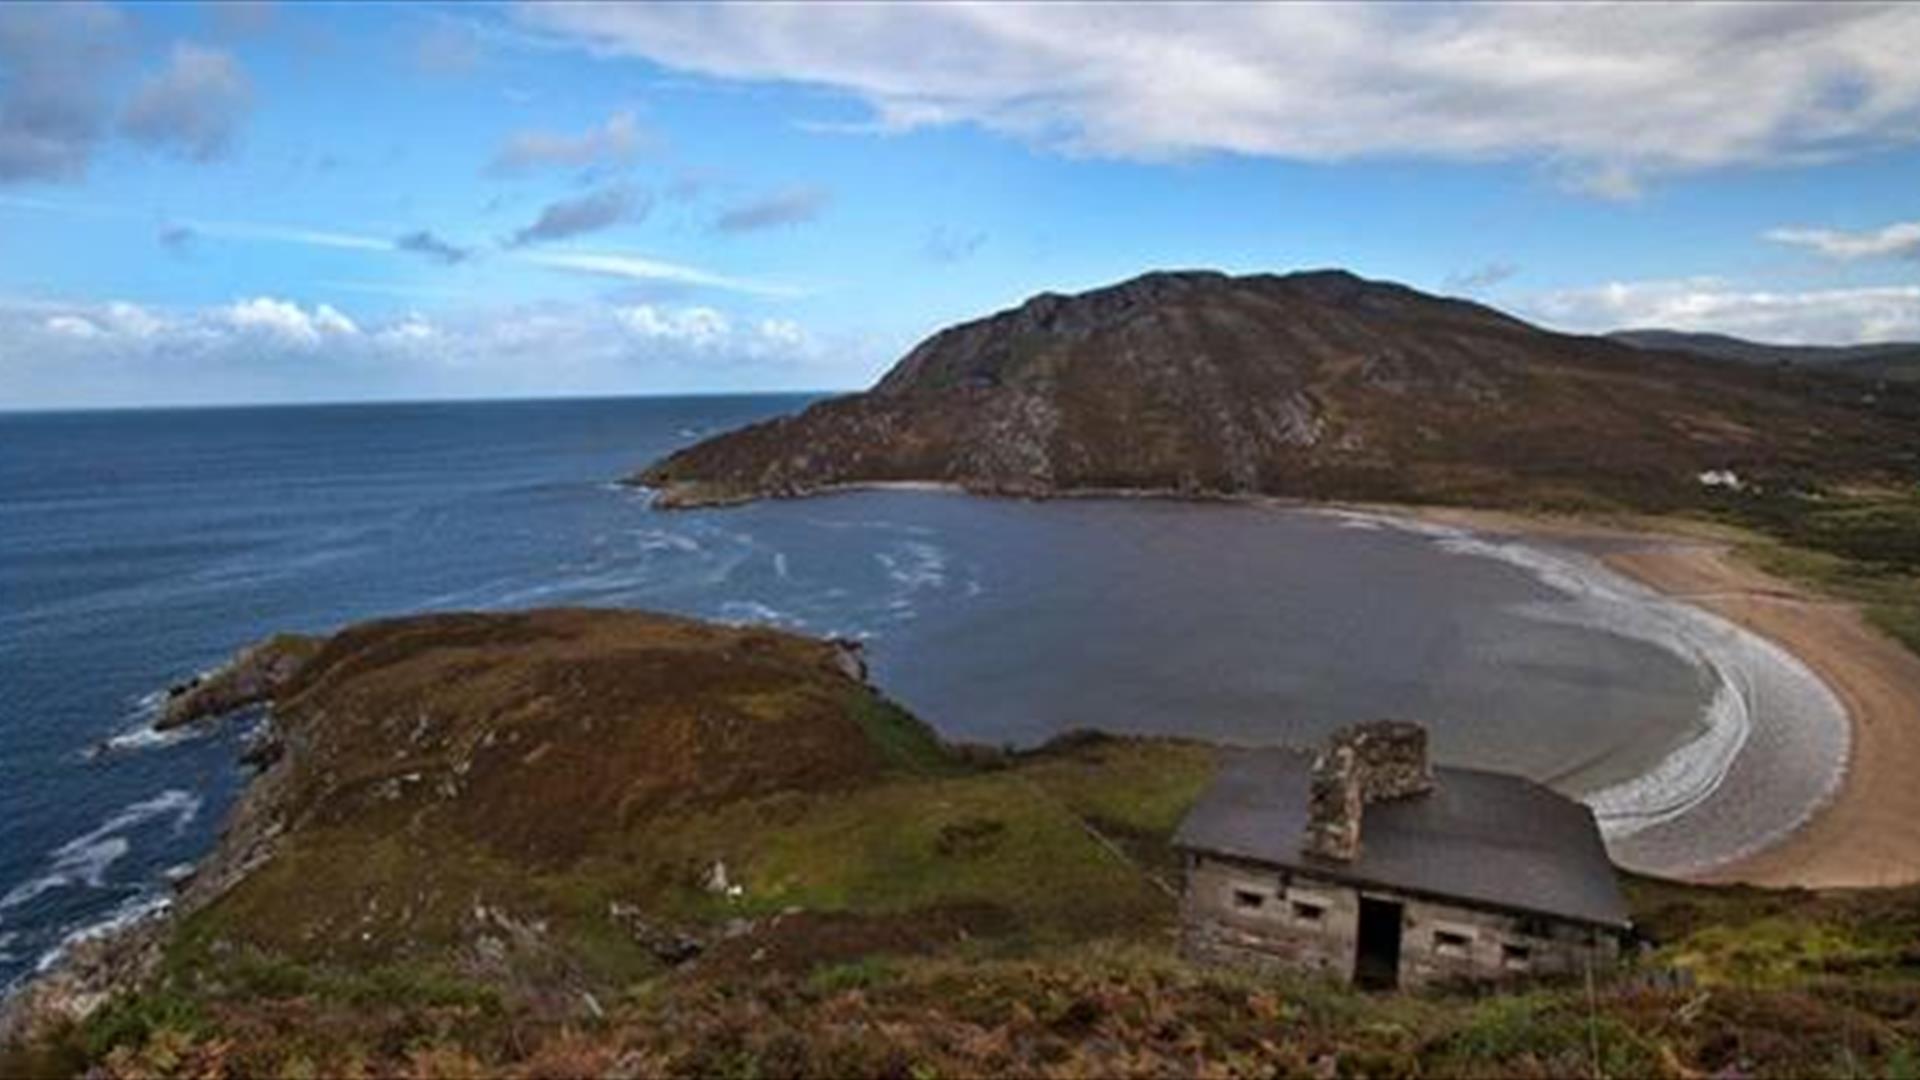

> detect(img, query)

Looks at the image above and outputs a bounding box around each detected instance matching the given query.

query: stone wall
[1302,720,1434,862]
[1181,854,1359,981]
[1181,854,1621,988]
[1394,894,1620,988]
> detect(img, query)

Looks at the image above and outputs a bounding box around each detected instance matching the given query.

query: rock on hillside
[159,633,321,730]
[637,269,1919,509]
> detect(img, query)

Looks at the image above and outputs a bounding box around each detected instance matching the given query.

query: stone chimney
[1302,720,1435,862]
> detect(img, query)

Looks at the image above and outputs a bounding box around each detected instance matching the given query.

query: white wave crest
[876,541,948,591]
[27,892,174,980]
[716,600,802,627]
[0,790,202,912]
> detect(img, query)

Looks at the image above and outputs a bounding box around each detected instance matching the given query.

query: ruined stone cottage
[1174,721,1629,989]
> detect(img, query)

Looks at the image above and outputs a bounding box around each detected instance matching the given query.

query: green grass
[1702,485,1920,656]
[843,692,965,778]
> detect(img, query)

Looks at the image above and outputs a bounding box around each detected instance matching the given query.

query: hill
[1610,329,1920,382]
[637,270,1920,511]
[9,609,1920,1078]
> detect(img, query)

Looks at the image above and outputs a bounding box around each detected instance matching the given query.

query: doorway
[1355,896,1403,990]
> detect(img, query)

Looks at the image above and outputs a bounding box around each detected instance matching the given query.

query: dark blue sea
[0,395,1714,988]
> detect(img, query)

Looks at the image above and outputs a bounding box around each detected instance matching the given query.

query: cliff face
[637,269,1918,509]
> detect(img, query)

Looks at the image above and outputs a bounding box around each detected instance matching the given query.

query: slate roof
[1173,749,1631,930]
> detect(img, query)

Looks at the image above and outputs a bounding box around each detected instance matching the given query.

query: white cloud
[99,300,165,338]
[619,304,729,347]
[521,2,1920,189]
[517,249,802,297]
[187,217,392,252]
[44,314,102,338]
[1766,221,1920,261]
[489,109,646,173]
[4,196,798,301]
[0,296,842,408]
[222,297,359,347]
[1520,277,1920,344]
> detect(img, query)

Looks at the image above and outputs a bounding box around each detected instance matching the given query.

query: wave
[632,528,702,555]
[21,892,174,989]
[715,600,803,628]
[876,541,949,591]
[0,790,201,914]
[88,689,215,757]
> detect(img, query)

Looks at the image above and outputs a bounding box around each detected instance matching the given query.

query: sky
[2,1,1919,409]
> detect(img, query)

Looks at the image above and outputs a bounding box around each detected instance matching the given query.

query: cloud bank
[4,296,833,408]
[523,2,1920,192]
[1767,221,1920,261]
[1522,278,1920,345]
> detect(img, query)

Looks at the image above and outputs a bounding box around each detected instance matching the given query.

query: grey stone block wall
[1182,854,1620,988]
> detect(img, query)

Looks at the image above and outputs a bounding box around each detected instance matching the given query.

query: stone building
[1174,722,1629,989]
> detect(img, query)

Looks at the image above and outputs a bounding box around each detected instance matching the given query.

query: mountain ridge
[1609,328,1920,382]
[638,269,1919,510]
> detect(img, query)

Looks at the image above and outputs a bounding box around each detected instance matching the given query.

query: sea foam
[0,790,202,914]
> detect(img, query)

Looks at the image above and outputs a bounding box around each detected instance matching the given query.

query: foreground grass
[30,908,1920,1080]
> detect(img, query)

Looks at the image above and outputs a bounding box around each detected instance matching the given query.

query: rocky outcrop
[0,918,166,1047]
[635,269,1919,511]
[159,633,322,730]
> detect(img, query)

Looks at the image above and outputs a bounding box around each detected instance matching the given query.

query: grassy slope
[1717,486,1920,656]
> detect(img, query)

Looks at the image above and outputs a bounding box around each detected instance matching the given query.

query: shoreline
[1400,504,1920,890]
[655,480,1920,889]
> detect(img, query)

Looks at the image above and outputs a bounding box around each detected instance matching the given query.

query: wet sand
[1409,506,1920,889]
[1602,542,1920,888]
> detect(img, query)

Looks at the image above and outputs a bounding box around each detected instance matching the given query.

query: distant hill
[638,269,1919,510]
[1609,328,1920,382]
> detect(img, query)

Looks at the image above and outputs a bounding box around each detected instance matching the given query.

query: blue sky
[3,1,1919,408]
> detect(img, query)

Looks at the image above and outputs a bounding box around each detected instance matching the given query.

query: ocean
[0,395,1816,989]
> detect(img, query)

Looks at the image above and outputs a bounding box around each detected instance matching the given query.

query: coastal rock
[159,633,322,730]
[0,918,165,1047]
[635,269,1919,511]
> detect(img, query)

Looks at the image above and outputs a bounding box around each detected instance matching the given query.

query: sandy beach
[1409,506,1920,890]
[1601,541,1920,889]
